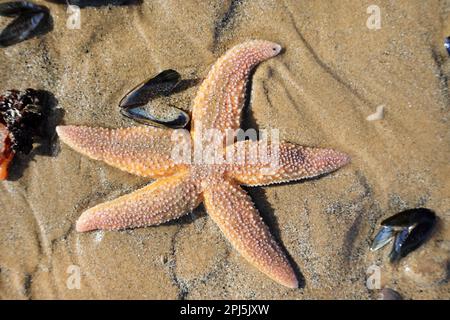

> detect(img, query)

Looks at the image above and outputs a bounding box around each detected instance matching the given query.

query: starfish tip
[272,43,282,55]
[56,125,69,137]
[287,279,299,289]
[337,151,351,166]
[56,125,78,144]
[76,212,97,232]
[55,126,63,139]
[277,268,299,289]
[281,276,299,289]
[315,148,351,171]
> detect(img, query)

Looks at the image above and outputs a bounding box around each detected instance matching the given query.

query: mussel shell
[394,218,436,262]
[389,227,410,262]
[119,69,181,108]
[388,213,436,262]
[370,226,395,251]
[372,208,437,262]
[0,11,50,47]
[381,208,435,228]
[121,104,189,129]
[0,1,47,17]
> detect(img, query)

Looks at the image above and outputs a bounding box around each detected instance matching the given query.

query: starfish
[56,40,350,288]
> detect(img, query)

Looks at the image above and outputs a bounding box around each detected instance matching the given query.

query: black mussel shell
[377,208,437,263]
[121,104,189,129]
[0,3,52,48]
[391,216,436,262]
[0,1,47,17]
[119,69,181,108]
[389,227,410,262]
[0,11,47,47]
[381,208,435,228]
[44,0,142,8]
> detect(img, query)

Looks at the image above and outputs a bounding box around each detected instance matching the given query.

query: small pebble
[379,288,403,300]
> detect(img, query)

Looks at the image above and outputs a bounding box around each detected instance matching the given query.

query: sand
[0,0,449,299]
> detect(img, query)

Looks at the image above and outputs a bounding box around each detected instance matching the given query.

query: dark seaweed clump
[0,89,48,154]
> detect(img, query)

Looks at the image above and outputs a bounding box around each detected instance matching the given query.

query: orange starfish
[57,40,350,288]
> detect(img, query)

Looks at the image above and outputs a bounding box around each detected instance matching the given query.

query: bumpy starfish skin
[57,40,350,288]
[203,179,299,287]
[191,40,282,144]
[75,170,202,232]
[57,126,187,178]
[226,140,349,186]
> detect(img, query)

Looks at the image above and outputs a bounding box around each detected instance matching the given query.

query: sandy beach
[0,0,449,299]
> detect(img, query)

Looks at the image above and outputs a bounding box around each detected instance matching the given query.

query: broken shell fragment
[366,105,384,121]
[119,69,181,108]
[370,208,437,263]
[120,104,189,129]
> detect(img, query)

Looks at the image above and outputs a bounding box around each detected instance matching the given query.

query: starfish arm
[57,125,189,178]
[203,178,298,288]
[76,170,201,232]
[225,140,350,186]
[191,40,282,144]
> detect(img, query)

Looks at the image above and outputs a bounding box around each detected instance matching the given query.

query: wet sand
[0,0,449,299]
